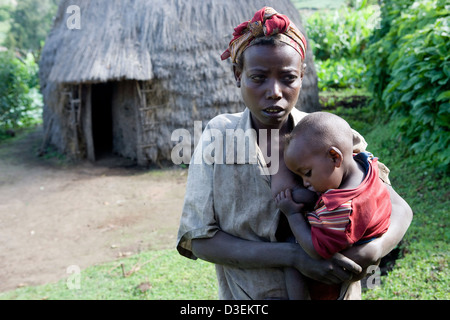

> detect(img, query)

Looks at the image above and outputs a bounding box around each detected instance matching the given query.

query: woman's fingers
[298,256,353,285]
[332,252,362,274]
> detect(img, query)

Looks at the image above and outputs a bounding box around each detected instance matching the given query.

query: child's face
[284,139,342,194]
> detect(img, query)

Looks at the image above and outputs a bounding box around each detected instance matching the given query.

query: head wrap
[221,7,307,64]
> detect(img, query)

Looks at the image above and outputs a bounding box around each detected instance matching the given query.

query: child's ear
[328,147,343,168]
[233,64,242,88]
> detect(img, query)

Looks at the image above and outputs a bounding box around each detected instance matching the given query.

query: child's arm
[275,189,322,260]
[286,214,323,260]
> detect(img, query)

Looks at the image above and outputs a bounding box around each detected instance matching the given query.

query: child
[275,112,391,300]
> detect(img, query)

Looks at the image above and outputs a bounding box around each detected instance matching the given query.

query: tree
[0,50,42,133]
[4,0,58,53]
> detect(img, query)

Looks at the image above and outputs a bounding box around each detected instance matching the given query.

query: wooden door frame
[82,84,96,162]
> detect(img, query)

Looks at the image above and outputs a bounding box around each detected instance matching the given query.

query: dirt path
[0,127,186,292]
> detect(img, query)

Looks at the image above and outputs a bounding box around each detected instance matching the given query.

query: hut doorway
[91,82,114,159]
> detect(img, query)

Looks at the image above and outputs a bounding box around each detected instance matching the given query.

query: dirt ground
[0,126,187,293]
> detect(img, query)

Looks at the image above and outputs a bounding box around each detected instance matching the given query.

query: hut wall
[41,82,85,158]
[138,54,242,164]
[136,80,170,163]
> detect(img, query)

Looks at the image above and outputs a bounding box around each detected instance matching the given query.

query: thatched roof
[40,0,317,87]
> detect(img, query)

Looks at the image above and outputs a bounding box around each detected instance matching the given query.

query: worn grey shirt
[176,108,385,299]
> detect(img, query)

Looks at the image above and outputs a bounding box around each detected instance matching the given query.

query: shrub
[0,51,42,134]
[305,4,380,61]
[315,58,367,91]
[305,3,379,90]
[363,0,450,172]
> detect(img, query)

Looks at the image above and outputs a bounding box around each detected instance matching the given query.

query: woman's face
[234,44,304,131]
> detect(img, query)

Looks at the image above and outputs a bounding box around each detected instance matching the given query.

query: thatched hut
[39,0,320,165]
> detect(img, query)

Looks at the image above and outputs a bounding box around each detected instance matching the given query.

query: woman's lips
[262,106,285,117]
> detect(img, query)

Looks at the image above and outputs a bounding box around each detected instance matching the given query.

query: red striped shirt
[308,154,391,259]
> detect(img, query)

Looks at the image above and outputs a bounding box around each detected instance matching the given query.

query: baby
[275,112,391,300]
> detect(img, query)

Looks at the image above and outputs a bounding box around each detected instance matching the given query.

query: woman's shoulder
[205,110,247,132]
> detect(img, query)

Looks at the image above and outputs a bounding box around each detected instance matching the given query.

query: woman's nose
[265,80,282,100]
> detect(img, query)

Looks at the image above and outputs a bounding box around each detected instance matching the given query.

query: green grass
[0,249,218,300]
[1,102,448,300]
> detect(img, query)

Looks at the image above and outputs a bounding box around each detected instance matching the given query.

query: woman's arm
[341,184,413,273]
[192,230,362,285]
[379,184,413,256]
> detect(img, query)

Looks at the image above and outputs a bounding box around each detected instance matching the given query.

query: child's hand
[291,186,318,212]
[275,189,305,216]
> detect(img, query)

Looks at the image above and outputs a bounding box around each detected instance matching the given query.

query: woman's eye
[283,75,298,83]
[250,75,265,82]
[304,170,311,177]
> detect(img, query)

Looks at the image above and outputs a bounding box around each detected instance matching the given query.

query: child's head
[284,112,354,193]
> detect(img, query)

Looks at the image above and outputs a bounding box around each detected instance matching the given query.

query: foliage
[0,2,12,23]
[363,0,450,173]
[305,3,379,91]
[305,4,379,61]
[291,0,347,10]
[291,0,379,10]
[315,58,367,91]
[0,51,43,134]
[3,0,58,52]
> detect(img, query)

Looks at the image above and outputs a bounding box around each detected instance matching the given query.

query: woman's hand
[292,248,362,285]
[341,240,381,281]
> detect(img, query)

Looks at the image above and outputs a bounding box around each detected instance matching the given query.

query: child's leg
[284,267,310,300]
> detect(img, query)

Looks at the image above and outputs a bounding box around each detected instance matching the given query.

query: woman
[176,7,412,300]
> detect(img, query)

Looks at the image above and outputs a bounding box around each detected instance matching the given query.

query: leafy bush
[0,51,42,134]
[305,5,380,60]
[363,0,450,172]
[305,3,379,90]
[315,58,367,91]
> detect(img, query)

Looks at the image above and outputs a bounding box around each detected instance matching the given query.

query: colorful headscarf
[221,7,307,64]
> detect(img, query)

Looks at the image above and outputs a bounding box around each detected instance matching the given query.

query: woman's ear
[301,63,306,79]
[233,64,242,88]
[328,147,343,168]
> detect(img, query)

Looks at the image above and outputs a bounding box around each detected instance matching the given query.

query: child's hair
[287,112,354,154]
